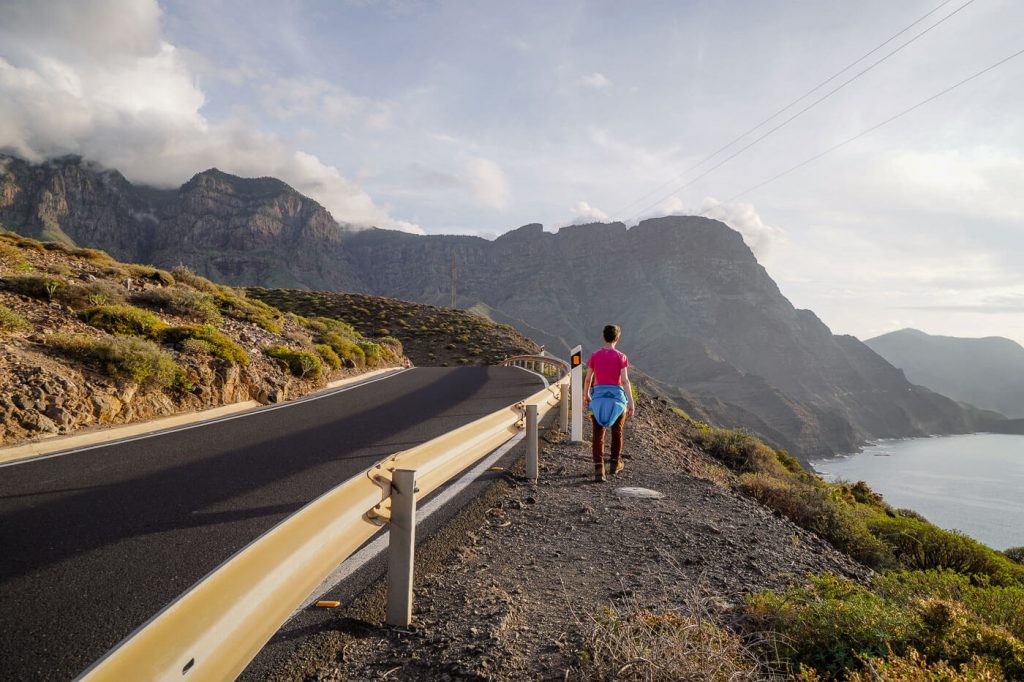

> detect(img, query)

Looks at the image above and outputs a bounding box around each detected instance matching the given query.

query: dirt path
[272,395,868,681]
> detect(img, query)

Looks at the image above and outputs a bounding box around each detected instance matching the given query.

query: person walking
[582,324,635,482]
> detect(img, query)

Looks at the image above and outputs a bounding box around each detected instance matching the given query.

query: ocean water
[812,433,1024,551]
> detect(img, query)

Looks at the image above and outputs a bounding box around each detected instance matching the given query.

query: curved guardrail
[502,354,569,380]
[80,375,568,682]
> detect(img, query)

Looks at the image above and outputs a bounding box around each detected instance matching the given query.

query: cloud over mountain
[0,0,421,233]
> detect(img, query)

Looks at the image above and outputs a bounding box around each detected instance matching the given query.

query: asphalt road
[0,367,544,681]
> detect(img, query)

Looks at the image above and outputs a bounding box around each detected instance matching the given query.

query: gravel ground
[268,395,869,681]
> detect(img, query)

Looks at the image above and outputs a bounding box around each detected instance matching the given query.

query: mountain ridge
[0,154,995,460]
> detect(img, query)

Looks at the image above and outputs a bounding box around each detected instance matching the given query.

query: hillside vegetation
[663,409,1024,680]
[0,230,406,447]
[247,288,539,367]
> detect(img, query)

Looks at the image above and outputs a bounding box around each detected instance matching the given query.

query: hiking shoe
[610,459,624,475]
[594,463,606,482]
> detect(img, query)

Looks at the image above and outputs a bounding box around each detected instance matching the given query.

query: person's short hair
[603,324,621,343]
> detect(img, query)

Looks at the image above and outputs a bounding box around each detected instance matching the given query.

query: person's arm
[621,367,635,417]
[583,367,594,408]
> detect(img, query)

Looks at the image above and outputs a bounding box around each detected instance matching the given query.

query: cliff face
[867,328,1024,419]
[0,155,362,291]
[342,217,979,458]
[0,155,983,459]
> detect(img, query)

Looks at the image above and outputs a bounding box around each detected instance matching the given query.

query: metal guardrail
[80,375,569,682]
[502,354,569,380]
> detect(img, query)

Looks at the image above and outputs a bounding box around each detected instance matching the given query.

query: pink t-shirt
[588,348,628,386]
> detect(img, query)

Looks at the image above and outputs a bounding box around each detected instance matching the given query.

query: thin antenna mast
[450,254,457,308]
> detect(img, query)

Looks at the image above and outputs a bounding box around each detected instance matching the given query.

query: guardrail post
[559,385,569,433]
[386,469,417,627]
[526,404,539,482]
[569,344,583,443]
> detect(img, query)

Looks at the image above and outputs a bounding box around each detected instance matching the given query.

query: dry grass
[575,585,773,681]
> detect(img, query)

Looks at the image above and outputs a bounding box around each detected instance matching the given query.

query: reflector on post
[570,344,583,443]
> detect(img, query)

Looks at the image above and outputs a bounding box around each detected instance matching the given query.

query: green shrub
[378,335,403,359]
[304,316,358,337]
[315,344,341,371]
[133,286,222,324]
[844,649,1008,681]
[125,264,175,286]
[868,516,1024,585]
[55,280,126,309]
[1,273,64,300]
[748,572,1024,680]
[178,338,214,355]
[159,325,249,366]
[1005,547,1024,565]
[738,473,888,567]
[0,304,29,332]
[692,425,787,476]
[321,331,364,367]
[69,247,113,262]
[214,292,283,332]
[358,340,384,367]
[170,266,223,294]
[80,304,167,338]
[0,241,28,268]
[46,333,177,386]
[266,346,322,379]
[747,574,918,677]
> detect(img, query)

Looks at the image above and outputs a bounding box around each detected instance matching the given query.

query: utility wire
[620,0,980,225]
[609,0,961,220]
[711,45,1024,208]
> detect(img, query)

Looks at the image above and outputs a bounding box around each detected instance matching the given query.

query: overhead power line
[615,0,979,224]
[711,45,1024,207]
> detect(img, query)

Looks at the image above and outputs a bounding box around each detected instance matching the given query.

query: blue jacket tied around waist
[589,384,628,428]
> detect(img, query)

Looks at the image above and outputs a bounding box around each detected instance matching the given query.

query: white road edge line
[291,430,526,617]
[0,368,413,469]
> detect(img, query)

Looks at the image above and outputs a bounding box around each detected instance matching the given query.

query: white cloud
[0,0,420,233]
[568,201,609,224]
[578,72,611,89]
[464,156,509,210]
[698,197,786,256]
[258,77,395,131]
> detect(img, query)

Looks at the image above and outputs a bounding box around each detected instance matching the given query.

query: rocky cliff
[0,155,988,459]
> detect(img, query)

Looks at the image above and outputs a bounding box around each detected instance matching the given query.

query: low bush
[748,571,1024,679]
[80,304,167,338]
[690,423,787,477]
[321,331,364,367]
[69,247,113,262]
[266,346,322,379]
[358,340,385,367]
[868,516,1024,585]
[0,305,30,332]
[1,273,64,300]
[133,286,222,324]
[738,473,888,567]
[214,292,282,332]
[315,344,341,371]
[159,325,249,366]
[170,266,223,294]
[55,280,126,309]
[46,333,177,386]
[1005,547,1024,565]
[125,264,175,286]
[0,241,28,268]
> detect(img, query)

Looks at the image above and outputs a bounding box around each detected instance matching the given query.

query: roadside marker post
[559,384,569,433]
[526,404,539,482]
[570,345,583,443]
[386,469,417,627]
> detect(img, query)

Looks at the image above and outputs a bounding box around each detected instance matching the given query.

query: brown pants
[591,414,625,463]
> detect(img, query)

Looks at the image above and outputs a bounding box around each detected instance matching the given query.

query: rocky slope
[0,155,990,460]
[247,288,539,367]
[0,232,408,448]
[867,327,1024,418]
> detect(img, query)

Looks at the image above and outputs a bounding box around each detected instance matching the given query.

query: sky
[1,0,1022,344]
